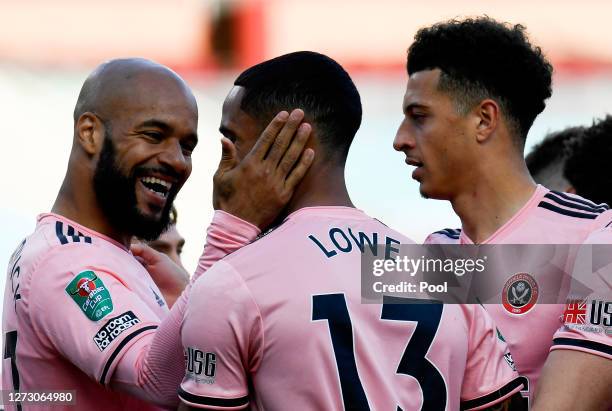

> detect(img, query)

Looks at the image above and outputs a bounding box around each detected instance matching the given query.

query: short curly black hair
[407,17,553,143]
[234,51,362,162]
[564,115,612,206]
[525,126,584,189]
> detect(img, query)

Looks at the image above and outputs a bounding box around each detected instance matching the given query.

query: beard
[93,133,177,241]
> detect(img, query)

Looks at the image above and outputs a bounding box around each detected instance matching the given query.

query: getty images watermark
[361,244,611,308]
[371,254,488,293]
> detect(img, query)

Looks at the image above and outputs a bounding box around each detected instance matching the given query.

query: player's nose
[393,120,415,152]
[158,139,190,177]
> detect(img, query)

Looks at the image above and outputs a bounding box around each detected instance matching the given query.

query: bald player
[2,58,314,410]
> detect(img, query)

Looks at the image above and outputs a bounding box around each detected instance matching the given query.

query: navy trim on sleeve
[99,325,158,384]
[460,377,524,410]
[553,337,612,356]
[178,387,249,408]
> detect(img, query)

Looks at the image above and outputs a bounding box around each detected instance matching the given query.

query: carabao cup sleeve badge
[65,270,114,321]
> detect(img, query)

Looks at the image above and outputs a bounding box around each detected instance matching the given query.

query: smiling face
[92,69,198,240]
[219,86,264,162]
[393,69,475,200]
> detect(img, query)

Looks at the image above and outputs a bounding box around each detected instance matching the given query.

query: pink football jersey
[552,226,612,359]
[180,207,521,411]
[2,211,260,411]
[425,185,612,406]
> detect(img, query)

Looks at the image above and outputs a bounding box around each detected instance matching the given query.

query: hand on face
[212,109,315,229]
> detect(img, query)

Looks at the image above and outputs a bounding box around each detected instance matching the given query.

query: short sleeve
[179,261,263,409]
[552,229,612,359]
[28,245,162,385]
[460,305,523,410]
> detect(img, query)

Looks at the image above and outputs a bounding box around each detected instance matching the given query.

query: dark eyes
[142,131,163,140]
[141,131,196,156]
[180,144,195,157]
[409,112,427,124]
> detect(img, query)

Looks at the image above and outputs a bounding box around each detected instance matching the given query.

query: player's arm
[108,210,261,406]
[178,261,261,410]
[478,392,526,411]
[461,305,525,411]
[532,350,611,411]
[532,234,612,410]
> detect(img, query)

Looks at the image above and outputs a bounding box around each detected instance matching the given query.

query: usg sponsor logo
[185,347,216,384]
[563,299,611,326]
[93,311,140,351]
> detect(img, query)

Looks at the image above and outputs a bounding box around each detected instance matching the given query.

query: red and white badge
[502,273,539,314]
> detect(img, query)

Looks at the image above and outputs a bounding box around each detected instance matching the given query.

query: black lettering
[308,235,337,258]
[590,300,603,325]
[604,302,612,327]
[330,228,352,253]
[385,236,401,259]
[193,349,204,375]
[204,352,216,377]
[348,229,378,255]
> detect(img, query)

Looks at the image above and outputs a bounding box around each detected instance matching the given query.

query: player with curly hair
[394,17,612,410]
[564,115,612,207]
[526,126,585,192]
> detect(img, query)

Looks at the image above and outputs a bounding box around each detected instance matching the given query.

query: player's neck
[283,162,354,217]
[451,160,537,244]
[52,178,131,247]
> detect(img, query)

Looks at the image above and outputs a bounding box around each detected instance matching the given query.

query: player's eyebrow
[148,240,170,250]
[138,119,172,131]
[219,125,237,140]
[403,102,428,115]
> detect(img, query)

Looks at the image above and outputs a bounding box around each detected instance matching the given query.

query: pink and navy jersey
[180,207,521,411]
[2,213,168,410]
[552,226,612,360]
[425,185,612,406]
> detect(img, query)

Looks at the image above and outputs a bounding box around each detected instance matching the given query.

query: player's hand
[131,242,190,308]
[213,109,315,229]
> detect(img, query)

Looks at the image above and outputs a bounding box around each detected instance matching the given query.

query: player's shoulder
[536,190,610,224]
[30,215,132,277]
[424,228,462,244]
[11,215,97,275]
[370,217,414,244]
[34,214,97,249]
[222,208,413,265]
[584,219,612,244]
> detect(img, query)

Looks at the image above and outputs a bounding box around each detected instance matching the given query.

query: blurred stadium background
[3,0,612,289]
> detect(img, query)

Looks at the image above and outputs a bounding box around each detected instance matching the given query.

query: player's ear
[76,112,105,156]
[474,99,499,144]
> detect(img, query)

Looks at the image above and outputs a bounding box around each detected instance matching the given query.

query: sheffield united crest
[502,273,539,314]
